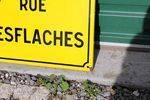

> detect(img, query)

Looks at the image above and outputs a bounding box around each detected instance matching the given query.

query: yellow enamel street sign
[0,0,95,71]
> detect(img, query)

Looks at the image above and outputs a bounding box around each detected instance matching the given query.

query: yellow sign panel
[0,0,95,71]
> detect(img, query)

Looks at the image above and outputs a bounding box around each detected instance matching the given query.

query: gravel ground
[0,70,149,100]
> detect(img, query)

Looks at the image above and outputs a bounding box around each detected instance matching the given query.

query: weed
[37,74,70,95]
[83,80,102,97]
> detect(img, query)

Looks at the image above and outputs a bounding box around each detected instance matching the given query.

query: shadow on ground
[94,0,100,67]
[109,6,150,100]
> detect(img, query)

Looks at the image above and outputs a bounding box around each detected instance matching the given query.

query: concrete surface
[0,83,50,99]
[0,46,150,88]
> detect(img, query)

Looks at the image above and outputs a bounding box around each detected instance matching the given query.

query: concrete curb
[0,47,150,89]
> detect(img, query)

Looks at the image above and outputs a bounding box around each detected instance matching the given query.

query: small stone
[69,86,74,90]
[12,72,17,76]
[20,80,24,84]
[79,91,86,97]
[30,80,35,86]
[57,91,63,96]
[110,88,116,95]
[102,92,111,97]
[10,81,16,85]
[3,80,10,84]
[50,88,56,94]
[25,74,31,80]
[5,73,9,78]
[133,90,140,96]
[106,86,112,91]
[65,95,75,100]
[123,88,129,92]
[1,75,4,79]
[77,83,82,88]
[97,95,105,100]
[31,76,37,81]
[76,88,81,92]
[57,86,62,92]
[11,76,16,81]
[9,73,12,76]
